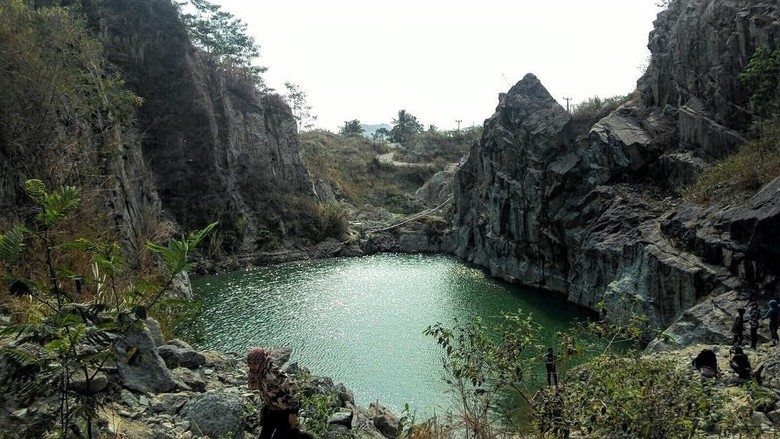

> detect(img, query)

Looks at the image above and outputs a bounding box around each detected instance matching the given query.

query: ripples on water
[186,254,587,415]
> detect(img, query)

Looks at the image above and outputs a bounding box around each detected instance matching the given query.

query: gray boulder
[115,326,177,393]
[144,319,165,347]
[70,369,108,395]
[158,344,206,369]
[181,391,244,439]
[172,367,206,392]
[368,401,399,438]
[150,393,189,415]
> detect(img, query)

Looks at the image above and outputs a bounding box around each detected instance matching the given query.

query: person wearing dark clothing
[748,302,761,349]
[247,347,301,439]
[764,300,780,346]
[729,346,751,380]
[692,348,719,379]
[545,348,558,386]
[732,308,746,345]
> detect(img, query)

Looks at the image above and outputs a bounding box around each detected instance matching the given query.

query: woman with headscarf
[247,346,301,438]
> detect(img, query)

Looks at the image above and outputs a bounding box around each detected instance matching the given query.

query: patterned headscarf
[247,347,272,390]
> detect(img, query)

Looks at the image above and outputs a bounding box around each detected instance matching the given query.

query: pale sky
[212,0,663,132]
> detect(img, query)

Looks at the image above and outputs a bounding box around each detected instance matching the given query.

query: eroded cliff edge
[450,0,780,342]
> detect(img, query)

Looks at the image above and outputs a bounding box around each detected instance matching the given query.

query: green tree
[740,45,780,118]
[284,81,317,131]
[390,109,424,144]
[176,0,267,87]
[372,127,390,142]
[339,119,364,137]
[424,311,540,437]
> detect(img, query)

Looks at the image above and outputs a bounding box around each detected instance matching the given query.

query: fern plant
[0,179,214,438]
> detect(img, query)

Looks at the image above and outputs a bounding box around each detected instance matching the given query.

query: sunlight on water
[186,254,587,415]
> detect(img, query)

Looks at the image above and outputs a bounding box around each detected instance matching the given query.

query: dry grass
[686,119,780,203]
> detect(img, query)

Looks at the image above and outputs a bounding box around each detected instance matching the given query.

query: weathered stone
[150,393,189,415]
[158,344,206,370]
[70,370,108,395]
[181,391,244,439]
[336,383,354,406]
[767,409,780,425]
[173,367,207,393]
[368,402,399,438]
[145,319,165,347]
[415,168,456,209]
[270,347,292,367]
[326,424,351,439]
[115,326,177,394]
[328,409,353,426]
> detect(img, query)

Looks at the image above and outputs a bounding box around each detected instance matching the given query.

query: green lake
[185,253,589,415]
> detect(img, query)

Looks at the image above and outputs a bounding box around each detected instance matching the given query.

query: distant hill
[360,123,391,138]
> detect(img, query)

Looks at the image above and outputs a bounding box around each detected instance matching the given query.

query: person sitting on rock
[247,346,301,439]
[728,346,751,382]
[692,348,719,379]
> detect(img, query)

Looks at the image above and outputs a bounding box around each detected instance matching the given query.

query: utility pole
[456,119,462,132]
[563,97,572,113]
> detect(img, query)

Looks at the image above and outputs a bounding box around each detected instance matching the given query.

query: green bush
[740,45,780,118]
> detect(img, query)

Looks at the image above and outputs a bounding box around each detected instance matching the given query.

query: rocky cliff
[450,0,780,335]
[0,0,161,258]
[83,0,315,253]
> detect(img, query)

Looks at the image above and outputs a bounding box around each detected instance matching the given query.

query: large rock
[181,392,245,439]
[115,326,177,394]
[84,0,316,252]
[449,1,780,334]
[158,344,207,370]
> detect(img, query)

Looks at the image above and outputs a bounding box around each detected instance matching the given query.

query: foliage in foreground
[421,309,765,439]
[0,180,213,438]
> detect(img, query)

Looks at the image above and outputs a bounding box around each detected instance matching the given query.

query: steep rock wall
[84,0,314,252]
[451,0,779,331]
[0,1,161,258]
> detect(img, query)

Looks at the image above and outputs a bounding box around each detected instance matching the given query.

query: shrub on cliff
[571,94,634,123]
[687,118,780,203]
[740,45,780,119]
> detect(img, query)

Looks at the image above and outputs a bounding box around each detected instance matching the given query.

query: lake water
[185,253,588,415]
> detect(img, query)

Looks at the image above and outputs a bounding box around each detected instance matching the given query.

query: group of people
[692,345,751,382]
[731,300,779,348]
[691,298,780,383]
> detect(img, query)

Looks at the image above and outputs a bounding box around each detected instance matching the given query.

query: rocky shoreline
[0,319,401,439]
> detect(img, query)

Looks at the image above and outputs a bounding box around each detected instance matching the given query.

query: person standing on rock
[748,302,761,349]
[247,346,301,438]
[764,300,780,346]
[545,347,558,386]
[732,307,746,345]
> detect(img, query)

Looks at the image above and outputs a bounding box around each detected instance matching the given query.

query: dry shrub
[686,119,780,203]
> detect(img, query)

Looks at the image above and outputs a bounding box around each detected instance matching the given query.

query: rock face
[450,0,780,333]
[82,0,315,252]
